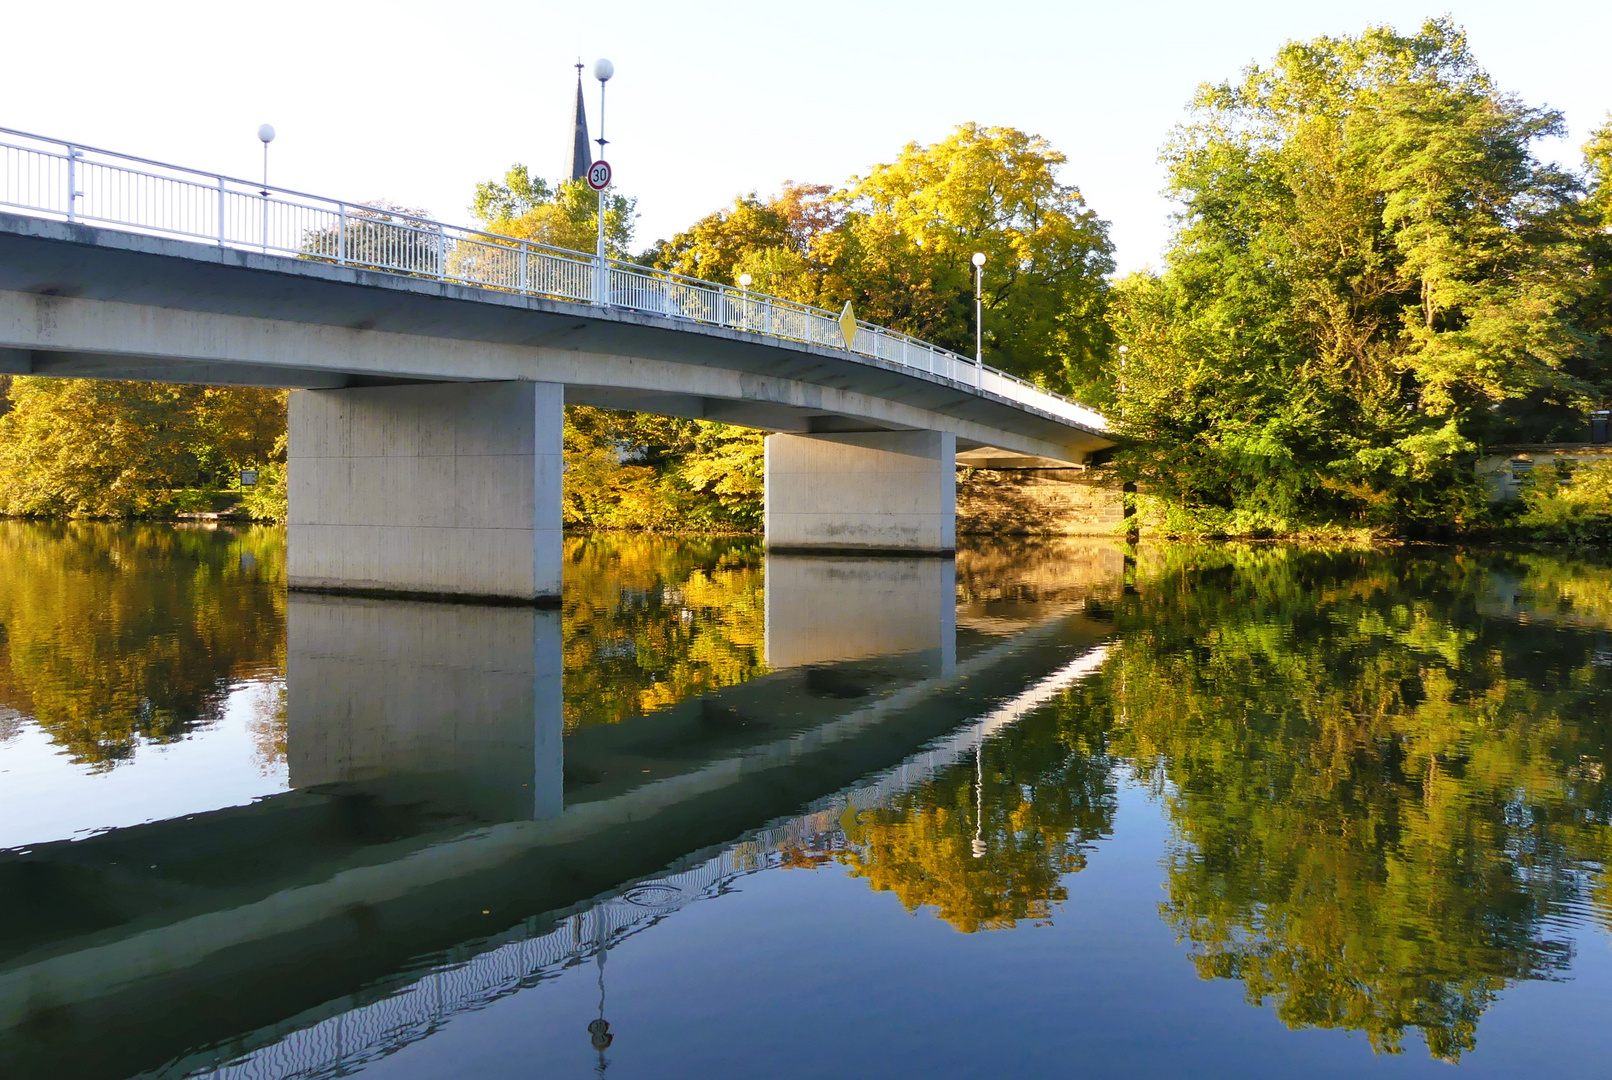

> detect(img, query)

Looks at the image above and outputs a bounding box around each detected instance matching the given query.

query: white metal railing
[0,126,1108,433]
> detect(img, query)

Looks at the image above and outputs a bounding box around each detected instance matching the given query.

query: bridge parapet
[0,126,1107,433]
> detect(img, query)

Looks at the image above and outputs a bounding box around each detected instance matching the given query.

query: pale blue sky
[3,0,1608,274]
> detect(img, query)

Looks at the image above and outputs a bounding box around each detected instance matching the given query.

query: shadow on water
[2,533,1611,1075]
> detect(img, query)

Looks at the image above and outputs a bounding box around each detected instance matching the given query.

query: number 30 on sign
[587,160,612,191]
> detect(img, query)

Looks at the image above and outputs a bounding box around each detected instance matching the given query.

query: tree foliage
[1111,20,1606,535]
[472,164,636,257]
[645,124,1115,395]
[563,406,763,531]
[0,378,286,518]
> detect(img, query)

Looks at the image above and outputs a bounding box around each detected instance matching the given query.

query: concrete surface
[288,381,562,602]
[0,212,1111,464]
[764,430,957,553]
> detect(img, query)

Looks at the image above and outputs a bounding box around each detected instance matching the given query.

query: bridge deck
[0,212,1111,464]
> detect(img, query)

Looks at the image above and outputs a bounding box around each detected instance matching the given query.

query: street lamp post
[593,58,614,305]
[738,272,752,330]
[257,123,275,252]
[971,252,987,368]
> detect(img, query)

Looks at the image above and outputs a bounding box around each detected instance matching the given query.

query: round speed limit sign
[587,159,612,191]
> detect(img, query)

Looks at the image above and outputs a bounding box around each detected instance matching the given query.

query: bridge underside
[0,347,1008,441]
[0,213,1116,599]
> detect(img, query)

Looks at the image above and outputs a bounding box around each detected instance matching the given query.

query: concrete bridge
[0,129,1114,602]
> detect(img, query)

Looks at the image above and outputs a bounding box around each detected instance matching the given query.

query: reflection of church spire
[569,61,591,183]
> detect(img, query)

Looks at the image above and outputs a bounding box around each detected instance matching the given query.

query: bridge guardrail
[0,127,1107,433]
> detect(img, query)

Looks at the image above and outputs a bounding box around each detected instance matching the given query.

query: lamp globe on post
[257,124,276,252]
[971,252,987,367]
[591,58,615,304]
[257,123,275,194]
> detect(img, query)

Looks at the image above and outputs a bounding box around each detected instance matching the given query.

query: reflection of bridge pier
[288,593,563,821]
[764,553,956,675]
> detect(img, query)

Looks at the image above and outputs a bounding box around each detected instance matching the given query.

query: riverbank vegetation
[1111,19,1612,539]
[0,18,1606,538]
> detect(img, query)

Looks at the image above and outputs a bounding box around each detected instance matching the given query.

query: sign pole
[591,59,615,305]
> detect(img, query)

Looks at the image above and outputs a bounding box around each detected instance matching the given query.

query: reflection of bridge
[0,129,1115,601]
[179,647,1110,1080]
[0,549,1121,1080]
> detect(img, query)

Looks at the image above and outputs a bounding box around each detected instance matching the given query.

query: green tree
[562,406,763,531]
[0,378,286,518]
[1113,20,1599,534]
[646,126,1115,394]
[472,164,635,257]
[645,183,839,304]
[1571,116,1612,414]
[832,123,1115,394]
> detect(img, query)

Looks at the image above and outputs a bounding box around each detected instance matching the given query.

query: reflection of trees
[561,535,765,730]
[837,701,1117,932]
[0,523,286,767]
[1108,546,1612,1059]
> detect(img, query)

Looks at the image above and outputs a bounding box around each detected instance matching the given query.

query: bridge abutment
[288,381,563,603]
[763,431,957,554]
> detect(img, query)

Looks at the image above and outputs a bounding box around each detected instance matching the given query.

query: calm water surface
[2,523,1610,1078]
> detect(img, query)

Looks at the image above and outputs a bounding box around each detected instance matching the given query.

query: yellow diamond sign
[838,301,858,350]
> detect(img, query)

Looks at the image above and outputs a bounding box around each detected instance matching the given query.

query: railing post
[65,145,77,222]
[437,225,447,280]
[217,175,226,247]
[519,243,528,293]
[337,203,347,264]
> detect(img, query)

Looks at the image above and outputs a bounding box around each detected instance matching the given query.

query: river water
[2,523,1610,1078]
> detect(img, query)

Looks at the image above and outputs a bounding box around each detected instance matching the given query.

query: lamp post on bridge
[590,58,615,306]
[971,251,986,368]
[257,124,275,253]
[738,272,752,330]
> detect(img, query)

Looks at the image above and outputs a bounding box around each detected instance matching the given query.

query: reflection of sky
[0,678,287,851]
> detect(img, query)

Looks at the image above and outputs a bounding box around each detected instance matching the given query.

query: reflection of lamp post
[971,251,986,368]
[972,745,986,859]
[588,912,614,1075]
[257,123,275,252]
[593,58,614,304]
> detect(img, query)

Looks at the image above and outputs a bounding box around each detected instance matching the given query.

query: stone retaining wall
[957,467,1127,536]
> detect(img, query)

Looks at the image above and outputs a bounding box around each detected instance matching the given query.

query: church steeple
[568,62,591,183]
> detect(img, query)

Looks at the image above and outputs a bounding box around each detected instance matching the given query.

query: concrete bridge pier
[763,431,956,554]
[288,381,563,603]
